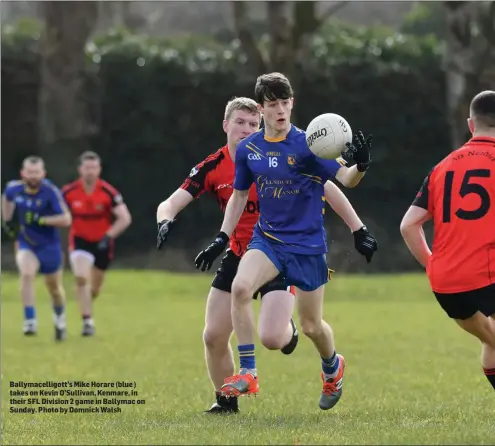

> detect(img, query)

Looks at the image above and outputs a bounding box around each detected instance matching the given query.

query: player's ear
[222,119,229,134]
[257,103,263,114]
[467,117,475,134]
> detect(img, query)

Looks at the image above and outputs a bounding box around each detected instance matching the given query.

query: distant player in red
[401,90,495,391]
[62,151,132,336]
[156,97,378,413]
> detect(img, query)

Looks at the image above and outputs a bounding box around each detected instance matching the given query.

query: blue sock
[322,351,340,376]
[53,305,64,316]
[24,306,36,320]
[238,344,256,370]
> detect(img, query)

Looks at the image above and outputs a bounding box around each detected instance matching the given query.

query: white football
[305,113,353,160]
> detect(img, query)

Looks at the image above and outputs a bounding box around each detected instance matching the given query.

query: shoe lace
[322,377,339,395]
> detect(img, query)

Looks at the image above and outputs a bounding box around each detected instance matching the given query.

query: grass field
[1,271,494,445]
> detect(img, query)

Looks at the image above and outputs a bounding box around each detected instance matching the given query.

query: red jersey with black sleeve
[180,145,259,257]
[62,179,124,242]
[412,136,495,293]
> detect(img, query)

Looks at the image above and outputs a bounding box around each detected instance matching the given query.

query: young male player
[158,96,377,413]
[195,73,375,411]
[62,151,132,336]
[2,156,72,341]
[400,90,495,390]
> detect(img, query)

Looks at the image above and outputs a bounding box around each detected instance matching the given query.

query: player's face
[260,98,293,132]
[21,162,46,189]
[79,160,101,183]
[223,109,260,148]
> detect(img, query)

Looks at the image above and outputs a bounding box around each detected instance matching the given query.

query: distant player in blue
[195,73,376,410]
[2,156,72,341]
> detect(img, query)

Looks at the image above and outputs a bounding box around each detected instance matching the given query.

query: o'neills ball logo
[306,128,327,147]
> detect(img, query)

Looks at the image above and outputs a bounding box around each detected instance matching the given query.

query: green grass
[1,271,494,445]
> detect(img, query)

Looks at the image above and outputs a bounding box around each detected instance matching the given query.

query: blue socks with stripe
[322,351,340,380]
[238,344,257,375]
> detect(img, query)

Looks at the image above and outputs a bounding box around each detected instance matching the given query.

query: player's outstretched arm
[400,205,432,268]
[335,131,372,188]
[195,189,249,271]
[324,181,378,263]
[156,189,194,249]
[324,181,363,231]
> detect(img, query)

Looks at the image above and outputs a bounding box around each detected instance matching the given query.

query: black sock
[216,391,238,409]
[483,367,495,390]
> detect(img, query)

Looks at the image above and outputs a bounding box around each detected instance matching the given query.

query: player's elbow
[399,218,414,238]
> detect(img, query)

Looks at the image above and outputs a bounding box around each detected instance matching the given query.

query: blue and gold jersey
[4,179,65,246]
[234,125,344,255]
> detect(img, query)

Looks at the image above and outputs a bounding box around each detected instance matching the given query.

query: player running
[62,151,132,337]
[400,90,495,391]
[2,156,72,341]
[157,96,377,414]
[195,73,376,411]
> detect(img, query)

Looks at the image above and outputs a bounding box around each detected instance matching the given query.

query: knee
[46,281,63,299]
[259,330,284,350]
[20,274,35,284]
[231,277,254,301]
[75,276,88,287]
[300,318,323,339]
[203,327,230,351]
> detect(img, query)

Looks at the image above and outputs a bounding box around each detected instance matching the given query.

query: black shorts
[71,236,113,271]
[211,250,291,299]
[434,284,495,320]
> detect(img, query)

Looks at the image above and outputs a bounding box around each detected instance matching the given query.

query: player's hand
[97,235,112,250]
[25,211,45,226]
[353,226,377,263]
[156,219,175,250]
[195,232,229,271]
[2,220,17,239]
[341,131,372,172]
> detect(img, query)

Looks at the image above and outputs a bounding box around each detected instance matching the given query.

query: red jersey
[413,136,495,293]
[62,179,124,242]
[181,145,259,257]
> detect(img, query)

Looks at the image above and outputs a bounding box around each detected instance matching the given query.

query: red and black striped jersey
[181,145,259,257]
[62,179,123,242]
[412,136,495,293]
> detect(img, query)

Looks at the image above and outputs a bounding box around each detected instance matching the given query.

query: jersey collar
[468,136,495,144]
[263,124,294,143]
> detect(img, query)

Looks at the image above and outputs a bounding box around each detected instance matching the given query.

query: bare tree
[38,1,98,183]
[232,1,346,113]
[443,1,495,149]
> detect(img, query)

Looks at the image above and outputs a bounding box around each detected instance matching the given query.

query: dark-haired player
[158,96,376,414]
[62,151,132,336]
[195,73,375,411]
[401,90,495,390]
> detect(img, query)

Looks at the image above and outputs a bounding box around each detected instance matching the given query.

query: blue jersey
[234,125,344,255]
[4,179,65,246]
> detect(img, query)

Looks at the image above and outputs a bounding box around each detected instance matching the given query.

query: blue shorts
[17,240,62,275]
[247,232,329,292]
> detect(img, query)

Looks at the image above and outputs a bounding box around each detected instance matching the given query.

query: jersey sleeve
[412,169,433,212]
[180,161,214,199]
[310,156,344,182]
[48,185,66,215]
[233,144,254,190]
[4,181,20,201]
[101,183,124,208]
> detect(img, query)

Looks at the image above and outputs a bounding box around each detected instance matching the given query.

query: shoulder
[191,147,227,176]
[99,179,120,196]
[42,179,63,196]
[5,179,23,191]
[238,130,264,150]
[61,180,80,196]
